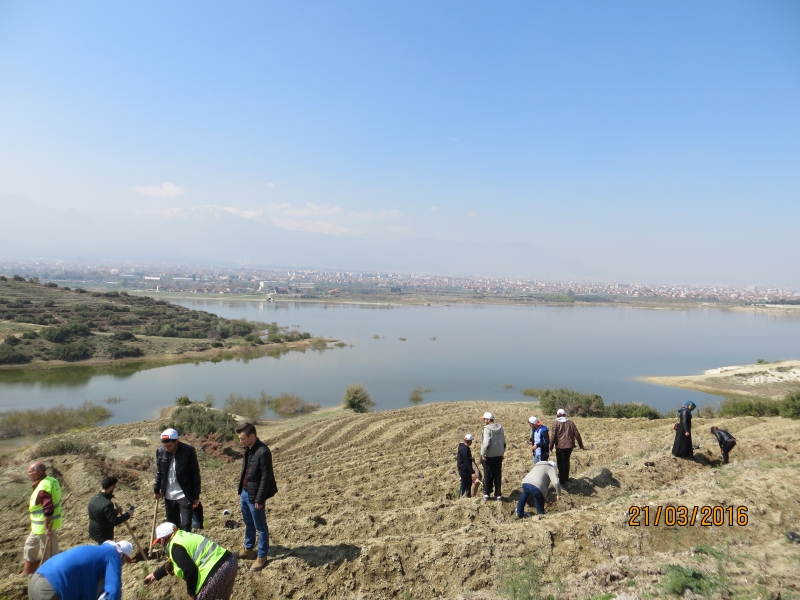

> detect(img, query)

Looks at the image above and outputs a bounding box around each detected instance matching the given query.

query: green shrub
[0,344,31,365]
[497,556,545,600]
[521,389,542,398]
[266,393,320,417]
[718,397,780,417]
[107,344,144,359]
[779,390,800,419]
[538,388,604,417]
[175,395,192,407]
[343,384,375,413]
[604,402,662,420]
[110,331,137,341]
[21,330,39,339]
[0,402,111,438]
[224,392,268,422]
[661,564,721,597]
[409,387,424,405]
[3,335,20,346]
[169,405,236,441]
[30,437,99,458]
[50,342,93,361]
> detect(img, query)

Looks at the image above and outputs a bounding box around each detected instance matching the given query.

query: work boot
[250,556,268,572]
[239,547,257,560]
[21,561,39,575]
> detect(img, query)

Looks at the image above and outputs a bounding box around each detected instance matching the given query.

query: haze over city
[1,1,798,286]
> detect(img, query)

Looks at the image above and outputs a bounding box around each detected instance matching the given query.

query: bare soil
[0,402,799,599]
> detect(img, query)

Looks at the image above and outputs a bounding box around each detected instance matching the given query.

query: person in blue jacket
[28,540,133,600]
[527,417,550,464]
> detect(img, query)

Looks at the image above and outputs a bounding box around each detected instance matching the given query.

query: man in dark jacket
[88,476,134,544]
[236,422,277,572]
[710,426,736,464]
[153,428,201,533]
[549,409,584,482]
[456,434,477,498]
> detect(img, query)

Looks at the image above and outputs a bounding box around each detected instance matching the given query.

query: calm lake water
[1,302,799,429]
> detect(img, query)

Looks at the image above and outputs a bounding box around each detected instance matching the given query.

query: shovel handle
[124,520,149,563]
[148,497,160,556]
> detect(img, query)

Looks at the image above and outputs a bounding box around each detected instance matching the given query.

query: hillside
[0,402,798,599]
[0,277,314,368]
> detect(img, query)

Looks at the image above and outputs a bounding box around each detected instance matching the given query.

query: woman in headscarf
[671,401,696,458]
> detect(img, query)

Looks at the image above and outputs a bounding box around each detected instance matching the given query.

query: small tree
[343,384,375,413]
[780,391,800,420]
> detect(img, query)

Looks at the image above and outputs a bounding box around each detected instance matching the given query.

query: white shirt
[165,455,185,501]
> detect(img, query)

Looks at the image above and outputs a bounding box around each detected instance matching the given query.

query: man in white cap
[145,522,238,600]
[153,428,201,532]
[526,417,550,464]
[456,434,477,498]
[549,408,584,482]
[480,412,506,501]
[516,460,561,518]
[28,540,133,600]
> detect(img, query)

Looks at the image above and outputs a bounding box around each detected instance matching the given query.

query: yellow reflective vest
[29,476,62,534]
[168,530,227,594]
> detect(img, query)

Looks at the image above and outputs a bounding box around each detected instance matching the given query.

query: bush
[169,405,237,441]
[266,393,320,417]
[110,331,137,341]
[538,388,604,417]
[30,437,99,458]
[3,335,20,346]
[21,330,39,339]
[223,392,268,422]
[521,389,543,398]
[0,402,111,438]
[779,390,800,419]
[604,402,662,420]
[243,333,263,345]
[409,387,424,405]
[107,344,144,359]
[718,397,781,417]
[0,344,31,365]
[343,384,375,413]
[50,342,93,361]
[175,395,192,407]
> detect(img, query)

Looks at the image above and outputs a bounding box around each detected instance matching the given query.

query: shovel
[116,503,149,563]
[147,497,160,558]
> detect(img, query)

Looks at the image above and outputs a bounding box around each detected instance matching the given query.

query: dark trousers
[555,448,573,482]
[483,456,503,497]
[721,439,736,464]
[165,497,193,532]
[458,471,473,498]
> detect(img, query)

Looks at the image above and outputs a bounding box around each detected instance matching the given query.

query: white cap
[154,522,177,542]
[160,428,179,440]
[528,416,539,424]
[464,434,473,441]
[103,540,134,558]
[557,408,566,416]
[482,412,494,420]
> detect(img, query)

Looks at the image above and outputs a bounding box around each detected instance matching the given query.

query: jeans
[517,483,546,516]
[483,456,503,497]
[240,489,269,558]
[555,448,573,482]
[458,471,473,498]
[165,497,193,532]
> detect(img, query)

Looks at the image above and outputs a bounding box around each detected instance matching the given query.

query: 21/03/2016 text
[628,505,748,527]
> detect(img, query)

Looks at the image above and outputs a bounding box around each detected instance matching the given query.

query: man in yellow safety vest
[144,522,238,600]
[22,462,63,575]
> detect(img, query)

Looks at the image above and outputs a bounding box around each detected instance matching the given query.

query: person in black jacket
[88,476,135,543]
[153,428,201,532]
[710,426,737,464]
[671,401,695,459]
[456,434,477,498]
[236,422,277,572]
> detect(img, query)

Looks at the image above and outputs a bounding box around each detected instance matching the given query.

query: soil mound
[0,402,799,599]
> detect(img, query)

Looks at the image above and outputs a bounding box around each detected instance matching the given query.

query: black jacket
[238,438,277,504]
[713,429,735,446]
[154,442,201,502]
[87,491,130,544]
[457,442,474,475]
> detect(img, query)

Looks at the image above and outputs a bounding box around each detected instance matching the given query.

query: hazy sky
[1,2,798,286]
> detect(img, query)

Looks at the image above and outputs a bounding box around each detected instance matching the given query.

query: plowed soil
[1,402,799,599]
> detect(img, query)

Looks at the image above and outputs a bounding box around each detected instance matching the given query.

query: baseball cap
[482,412,494,420]
[528,416,539,425]
[154,522,177,542]
[103,540,134,558]
[160,428,179,440]
[556,408,566,417]
[464,434,473,441]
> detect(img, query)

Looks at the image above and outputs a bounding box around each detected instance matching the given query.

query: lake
[1,302,799,429]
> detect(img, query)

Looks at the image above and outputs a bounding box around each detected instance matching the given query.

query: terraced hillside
[0,401,798,599]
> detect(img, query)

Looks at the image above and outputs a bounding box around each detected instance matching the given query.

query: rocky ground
[0,401,799,599]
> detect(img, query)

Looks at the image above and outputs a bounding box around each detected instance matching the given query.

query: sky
[0,1,798,286]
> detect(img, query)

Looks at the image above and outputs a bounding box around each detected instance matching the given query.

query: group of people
[671,400,738,464]
[21,421,277,600]
[460,403,739,520]
[456,408,583,518]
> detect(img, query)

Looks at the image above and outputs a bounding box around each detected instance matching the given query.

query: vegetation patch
[718,391,800,419]
[497,556,551,600]
[169,404,237,441]
[343,384,375,413]
[30,436,100,458]
[660,564,722,597]
[223,392,269,422]
[0,402,112,438]
[266,393,320,417]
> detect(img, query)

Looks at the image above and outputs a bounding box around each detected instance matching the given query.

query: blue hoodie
[37,544,123,600]
[531,424,550,460]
